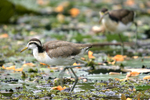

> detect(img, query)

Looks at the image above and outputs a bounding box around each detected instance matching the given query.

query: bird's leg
[118,33,124,55]
[134,22,138,52]
[66,58,87,92]
[58,67,68,86]
[62,64,86,92]
[69,68,78,92]
[67,68,74,78]
[58,58,87,92]
[72,58,88,66]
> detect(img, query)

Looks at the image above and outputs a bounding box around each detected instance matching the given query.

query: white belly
[117,22,132,32]
[33,51,76,66]
[102,19,132,32]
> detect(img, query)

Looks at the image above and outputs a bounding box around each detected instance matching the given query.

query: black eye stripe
[29,42,44,53]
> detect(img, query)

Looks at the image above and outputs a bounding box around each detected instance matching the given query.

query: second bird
[99,8,137,55]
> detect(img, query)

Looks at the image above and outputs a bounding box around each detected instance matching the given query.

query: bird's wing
[43,41,81,58]
[109,9,134,24]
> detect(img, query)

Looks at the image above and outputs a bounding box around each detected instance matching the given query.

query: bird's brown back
[109,9,134,24]
[43,40,88,58]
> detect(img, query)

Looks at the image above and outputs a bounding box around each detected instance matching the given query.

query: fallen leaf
[52,85,66,91]
[81,57,86,61]
[73,63,80,66]
[2,65,5,69]
[36,0,49,5]
[22,63,35,67]
[55,6,64,13]
[73,63,81,68]
[126,72,140,77]
[125,0,135,6]
[109,72,120,75]
[14,68,23,72]
[0,33,9,38]
[113,55,124,61]
[70,8,80,17]
[40,62,47,66]
[5,65,15,70]
[108,60,116,65]
[88,51,95,59]
[133,56,138,59]
[143,75,150,80]
[115,78,120,81]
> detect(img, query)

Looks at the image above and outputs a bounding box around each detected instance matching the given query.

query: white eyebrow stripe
[28,41,41,46]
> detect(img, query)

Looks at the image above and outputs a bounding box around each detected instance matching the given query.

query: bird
[99,8,137,55]
[20,38,92,92]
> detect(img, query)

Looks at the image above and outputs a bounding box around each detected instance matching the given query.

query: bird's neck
[102,14,110,22]
[32,46,44,56]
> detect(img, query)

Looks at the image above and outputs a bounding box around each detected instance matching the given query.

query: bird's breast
[33,51,76,66]
[102,19,118,32]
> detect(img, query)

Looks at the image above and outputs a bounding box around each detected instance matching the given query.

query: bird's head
[21,38,42,52]
[99,8,109,23]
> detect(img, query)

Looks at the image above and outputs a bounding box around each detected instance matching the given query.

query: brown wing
[109,9,134,24]
[43,40,82,58]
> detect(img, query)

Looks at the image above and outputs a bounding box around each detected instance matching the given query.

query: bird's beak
[20,47,28,52]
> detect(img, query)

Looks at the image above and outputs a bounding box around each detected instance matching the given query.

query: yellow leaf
[126,72,140,77]
[143,75,150,80]
[88,51,95,59]
[0,33,9,38]
[5,65,15,70]
[2,65,5,69]
[22,63,35,67]
[40,62,47,66]
[52,85,66,91]
[109,72,120,75]
[14,68,23,72]
[55,6,64,13]
[113,55,124,61]
[70,8,80,17]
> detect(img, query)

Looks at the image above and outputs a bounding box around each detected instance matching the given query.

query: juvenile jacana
[21,38,91,92]
[99,8,137,55]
